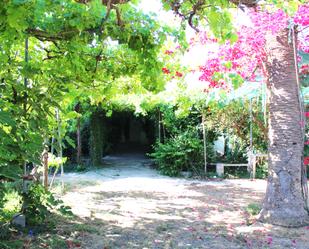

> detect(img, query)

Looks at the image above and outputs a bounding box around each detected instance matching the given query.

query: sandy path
[54,154,309,249]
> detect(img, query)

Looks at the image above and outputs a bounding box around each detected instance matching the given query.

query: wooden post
[23,37,28,113]
[42,143,49,190]
[56,108,64,192]
[23,38,29,174]
[158,109,161,143]
[162,119,166,143]
[202,113,207,174]
[76,116,81,164]
[249,98,253,150]
[248,99,254,179]
[75,103,82,164]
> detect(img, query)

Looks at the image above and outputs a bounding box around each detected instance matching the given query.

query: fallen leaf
[266,236,273,245]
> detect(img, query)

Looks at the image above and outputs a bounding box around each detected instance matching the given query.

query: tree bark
[258,28,309,227]
[89,111,105,166]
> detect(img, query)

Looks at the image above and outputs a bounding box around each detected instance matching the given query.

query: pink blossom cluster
[294,4,309,53]
[164,50,174,55]
[162,67,170,74]
[301,64,309,75]
[294,5,309,26]
[198,27,265,89]
[197,4,309,89]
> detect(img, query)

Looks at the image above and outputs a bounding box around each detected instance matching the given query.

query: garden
[0,0,309,248]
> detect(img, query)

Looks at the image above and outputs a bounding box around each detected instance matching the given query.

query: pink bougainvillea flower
[175,71,183,77]
[305,141,309,145]
[186,226,196,232]
[305,112,309,117]
[195,4,309,91]
[266,236,273,245]
[162,67,170,74]
[304,157,309,165]
[164,50,174,55]
[301,64,309,75]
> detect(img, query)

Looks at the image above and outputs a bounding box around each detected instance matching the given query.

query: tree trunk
[258,28,309,227]
[89,111,105,166]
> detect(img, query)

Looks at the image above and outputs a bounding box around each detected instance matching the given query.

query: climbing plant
[0,0,182,178]
[0,0,186,232]
[162,0,309,227]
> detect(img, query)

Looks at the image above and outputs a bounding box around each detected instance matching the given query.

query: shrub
[256,162,268,179]
[0,182,23,223]
[0,181,72,231]
[76,164,87,172]
[22,183,72,226]
[150,129,214,177]
[221,140,248,163]
[246,203,261,216]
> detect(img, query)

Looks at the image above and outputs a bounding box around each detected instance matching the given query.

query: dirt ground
[51,154,309,249]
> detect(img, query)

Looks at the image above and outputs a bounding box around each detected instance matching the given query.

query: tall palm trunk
[258,28,309,227]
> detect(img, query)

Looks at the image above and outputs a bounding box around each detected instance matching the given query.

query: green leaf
[7,6,29,31]
[65,136,76,148]
[230,73,244,89]
[0,112,16,126]
[0,165,22,180]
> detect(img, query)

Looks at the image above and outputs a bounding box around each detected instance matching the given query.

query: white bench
[213,153,268,178]
[215,163,249,177]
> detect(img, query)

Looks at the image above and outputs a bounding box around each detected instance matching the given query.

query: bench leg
[252,158,256,179]
[216,163,224,177]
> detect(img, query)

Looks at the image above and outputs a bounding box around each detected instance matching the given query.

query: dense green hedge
[89,111,108,166]
[150,129,215,177]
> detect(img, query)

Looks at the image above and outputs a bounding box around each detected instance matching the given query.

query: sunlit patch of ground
[50,154,309,249]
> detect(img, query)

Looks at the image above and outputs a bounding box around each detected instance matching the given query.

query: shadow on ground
[32,154,309,248]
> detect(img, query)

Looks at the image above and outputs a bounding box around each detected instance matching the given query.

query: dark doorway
[64,110,157,166]
[106,111,156,155]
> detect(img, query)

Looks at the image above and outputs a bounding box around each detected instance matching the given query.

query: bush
[220,140,248,163]
[150,129,214,177]
[0,181,72,231]
[0,222,11,241]
[76,164,87,172]
[246,203,261,216]
[2,191,22,221]
[256,162,268,179]
[22,183,72,226]
[0,182,23,223]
